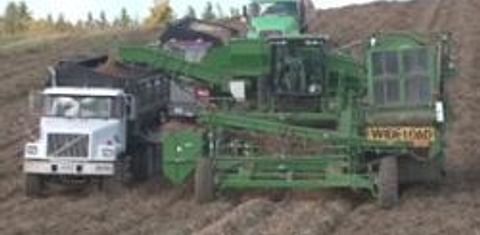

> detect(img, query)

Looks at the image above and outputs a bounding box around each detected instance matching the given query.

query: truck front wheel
[194,157,215,204]
[378,156,399,209]
[25,174,44,197]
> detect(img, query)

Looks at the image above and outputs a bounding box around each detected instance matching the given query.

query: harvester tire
[378,156,399,209]
[25,174,44,197]
[195,157,214,204]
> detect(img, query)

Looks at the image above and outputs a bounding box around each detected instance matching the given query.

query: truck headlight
[25,144,38,157]
[101,148,115,158]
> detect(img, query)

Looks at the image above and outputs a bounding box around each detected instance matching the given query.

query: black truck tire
[131,144,160,182]
[25,174,44,197]
[378,156,399,209]
[131,150,149,182]
[195,158,215,204]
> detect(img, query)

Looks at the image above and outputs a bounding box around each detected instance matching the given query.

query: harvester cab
[245,0,315,38]
[258,36,328,112]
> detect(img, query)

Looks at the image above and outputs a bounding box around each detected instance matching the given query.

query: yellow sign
[366,126,436,147]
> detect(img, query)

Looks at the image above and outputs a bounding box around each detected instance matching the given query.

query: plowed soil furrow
[194,199,277,235]
[244,199,353,235]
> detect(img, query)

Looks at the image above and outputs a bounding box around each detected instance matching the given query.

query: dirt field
[2,0,480,234]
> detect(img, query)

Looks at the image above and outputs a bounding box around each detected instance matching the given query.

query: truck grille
[47,134,89,158]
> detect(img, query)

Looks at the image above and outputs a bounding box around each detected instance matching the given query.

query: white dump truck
[23,56,168,196]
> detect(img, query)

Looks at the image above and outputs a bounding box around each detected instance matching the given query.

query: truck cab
[24,87,130,192]
[246,0,307,38]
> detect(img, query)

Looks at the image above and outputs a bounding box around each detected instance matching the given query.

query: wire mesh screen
[372,51,400,105]
[374,80,385,105]
[372,51,399,76]
[372,49,431,106]
[385,79,400,103]
[406,76,431,105]
[374,79,400,105]
[403,49,428,75]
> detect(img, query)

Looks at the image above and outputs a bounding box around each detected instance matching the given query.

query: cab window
[372,51,400,105]
[403,48,431,105]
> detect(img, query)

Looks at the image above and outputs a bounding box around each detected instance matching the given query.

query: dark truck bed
[48,55,170,127]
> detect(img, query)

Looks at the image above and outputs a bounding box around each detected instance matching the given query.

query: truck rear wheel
[131,144,159,181]
[195,157,214,204]
[378,156,399,209]
[25,174,44,197]
[131,150,148,181]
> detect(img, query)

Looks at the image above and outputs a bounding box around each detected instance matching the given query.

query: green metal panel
[119,39,269,90]
[199,111,407,149]
[247,0,302,38]
[218,175,374,191]
[162,129,203,184]
[249,16,300,38]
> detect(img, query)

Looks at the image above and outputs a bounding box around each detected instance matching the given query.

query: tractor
[245,0,315,38]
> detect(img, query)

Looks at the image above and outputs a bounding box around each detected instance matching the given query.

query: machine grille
[260,30,282,38]
[47,134,89,158]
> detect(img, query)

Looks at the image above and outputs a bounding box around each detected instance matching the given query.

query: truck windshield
[252,2,298,16]
[43,96,122,119]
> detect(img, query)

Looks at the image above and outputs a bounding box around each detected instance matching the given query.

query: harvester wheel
[378,156,399,209]
[25,174,44,197]
[195,157,214,204]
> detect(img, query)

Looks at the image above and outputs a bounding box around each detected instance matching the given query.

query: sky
[0,0,399,22]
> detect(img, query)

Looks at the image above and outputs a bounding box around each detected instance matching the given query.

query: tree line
[0,0,241,36]
[0,1,174,36]
[184,2,241,20]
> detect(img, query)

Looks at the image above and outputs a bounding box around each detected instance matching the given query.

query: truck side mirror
[28,90,43,115]
[125,95,136,120]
